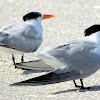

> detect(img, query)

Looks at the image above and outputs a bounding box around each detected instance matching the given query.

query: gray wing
[0,24,16,46]
[11,66,81,86]
[0,24,15,32]
[37,40,99,74]
[0,23,40,52]
[15,59,54,70]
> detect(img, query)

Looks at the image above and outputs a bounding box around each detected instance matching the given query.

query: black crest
[23,12,41,21]
[84,24,100,36]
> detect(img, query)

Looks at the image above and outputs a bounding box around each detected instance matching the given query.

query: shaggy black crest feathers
[23,12,41,21]
[84,24,100,36]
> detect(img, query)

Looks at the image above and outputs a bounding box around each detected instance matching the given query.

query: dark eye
[37,14,41,17]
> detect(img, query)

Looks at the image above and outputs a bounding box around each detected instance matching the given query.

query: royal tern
[0,12,55,66]
[12,25,100,89]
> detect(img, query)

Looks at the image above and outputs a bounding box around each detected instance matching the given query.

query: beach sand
[0,0,100,99]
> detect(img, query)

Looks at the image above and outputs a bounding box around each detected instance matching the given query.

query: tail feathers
[15,59,54,70]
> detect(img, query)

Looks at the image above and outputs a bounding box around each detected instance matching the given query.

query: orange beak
[42,14,55,19]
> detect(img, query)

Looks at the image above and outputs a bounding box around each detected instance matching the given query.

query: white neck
[25,18,43,35]
[87,31,100,44]
[25,18,42,25]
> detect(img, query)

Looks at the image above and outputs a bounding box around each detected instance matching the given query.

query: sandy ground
[0,0,100,100]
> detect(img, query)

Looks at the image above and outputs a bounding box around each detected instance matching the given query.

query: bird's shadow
[52,85,100,94]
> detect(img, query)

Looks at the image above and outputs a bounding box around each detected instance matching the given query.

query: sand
[0,0,100,100]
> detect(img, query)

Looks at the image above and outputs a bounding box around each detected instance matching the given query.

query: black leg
[20,54,30,70]
[80,79,90,89]
[12,54,29,70]
[12,54,15,64]
[21,55,24,62]
[73,80,82,88]
[73,79,90,89]
[12,54,17,68]
[80,79,84,87]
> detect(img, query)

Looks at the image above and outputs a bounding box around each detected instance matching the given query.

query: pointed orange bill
[43,14,55,19]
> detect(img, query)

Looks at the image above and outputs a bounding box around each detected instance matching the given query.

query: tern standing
[0,12,54,66]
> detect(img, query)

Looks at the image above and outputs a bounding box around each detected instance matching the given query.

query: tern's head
[23,12,55,22]
[84,24,100,36]
[84,24,100,43]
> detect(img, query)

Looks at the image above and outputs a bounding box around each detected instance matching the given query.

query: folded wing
[0,23,41,52]
[11,66,81,86]
[15,59,54,70]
